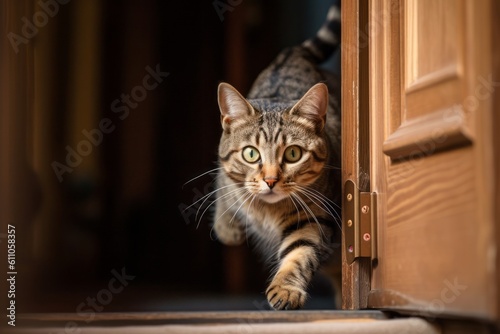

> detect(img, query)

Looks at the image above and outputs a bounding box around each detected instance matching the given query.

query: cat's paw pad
[266,283,307,310]
[213,222,245,246]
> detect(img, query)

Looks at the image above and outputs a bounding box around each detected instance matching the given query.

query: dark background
[4,0,339,313]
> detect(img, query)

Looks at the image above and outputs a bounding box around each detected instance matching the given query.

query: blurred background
[1,0,340,313]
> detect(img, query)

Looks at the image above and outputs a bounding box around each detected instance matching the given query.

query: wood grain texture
[493,0,500,324]
[463,0,497,321]
[340,0,360,308]
[368,0,397,297]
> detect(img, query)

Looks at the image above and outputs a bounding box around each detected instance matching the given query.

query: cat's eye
[242,146,260,163]
[284,145,302,163]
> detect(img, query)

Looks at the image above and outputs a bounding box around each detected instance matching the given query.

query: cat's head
[217,82,329,204]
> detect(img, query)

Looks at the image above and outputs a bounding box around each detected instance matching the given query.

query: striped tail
[302,0,341,63]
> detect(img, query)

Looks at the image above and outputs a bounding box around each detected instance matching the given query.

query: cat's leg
[266,222,332,310]
[212,201,246,246]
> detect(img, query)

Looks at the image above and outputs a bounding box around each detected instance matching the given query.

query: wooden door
[342,0,500,324]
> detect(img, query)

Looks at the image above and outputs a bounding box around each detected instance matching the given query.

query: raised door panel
[383,0,473,160]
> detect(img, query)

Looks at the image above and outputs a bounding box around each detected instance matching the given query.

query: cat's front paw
[213,221,245,246]
[266,280,307,310]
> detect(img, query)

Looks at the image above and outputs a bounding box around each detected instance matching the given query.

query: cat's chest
[243,204,282,244]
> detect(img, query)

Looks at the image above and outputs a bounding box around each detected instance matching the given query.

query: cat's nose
[264,176,278,189]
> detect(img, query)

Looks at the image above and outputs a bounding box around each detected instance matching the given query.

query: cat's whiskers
[245,194,258,245]
[183,182,245,215]
[295,185,343,231]
[207,186,251,239]
[182,167,225,189]
[322,164,341,171]
[195,186,247,228]
[299,183,343,212]
[214,188,251,226]
[287,194,302,227]
[218,184,251,206]
[228,192,254,227]
[289,192,327,240]
[317,190,343,211]
[289,193,311,224]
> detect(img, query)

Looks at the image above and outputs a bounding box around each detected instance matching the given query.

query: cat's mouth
[258,188,287,203]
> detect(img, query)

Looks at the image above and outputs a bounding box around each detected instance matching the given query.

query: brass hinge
[344,180,378,264]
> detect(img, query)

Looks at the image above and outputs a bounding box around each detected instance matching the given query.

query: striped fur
[213,1,341,310]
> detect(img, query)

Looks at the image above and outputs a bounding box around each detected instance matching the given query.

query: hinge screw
[347,219,353,227]
[361,205,369,214]
[347,193,353,201]
[363,233,371,241]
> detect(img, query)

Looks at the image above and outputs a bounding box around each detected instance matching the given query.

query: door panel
[359,0,499,321]
[404,0,460,94]
[384,0,472,160]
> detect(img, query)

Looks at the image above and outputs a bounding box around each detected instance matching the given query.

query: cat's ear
[218,82,255,128]
[288,83,328,132]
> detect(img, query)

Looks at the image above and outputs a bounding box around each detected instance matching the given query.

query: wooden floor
[6,310,445,334]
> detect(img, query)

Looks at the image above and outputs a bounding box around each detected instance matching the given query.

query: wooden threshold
[7,310,445,334]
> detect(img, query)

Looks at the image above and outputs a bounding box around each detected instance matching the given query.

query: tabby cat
[213,2,341,310]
